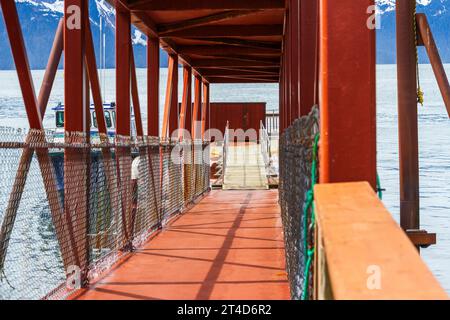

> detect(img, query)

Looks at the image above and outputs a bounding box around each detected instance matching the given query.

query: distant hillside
[377,0,450,64]
[1,0,450,69]
[0,0,168,69]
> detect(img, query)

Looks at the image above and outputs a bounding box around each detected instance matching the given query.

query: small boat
[49,101,138,187]
[51,102,125,143]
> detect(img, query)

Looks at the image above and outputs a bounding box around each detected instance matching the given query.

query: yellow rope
[413,1,424,106]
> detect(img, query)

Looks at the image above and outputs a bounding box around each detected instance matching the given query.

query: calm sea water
[0,65,449,296]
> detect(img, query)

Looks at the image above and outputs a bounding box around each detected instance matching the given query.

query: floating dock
[223,143,269,190]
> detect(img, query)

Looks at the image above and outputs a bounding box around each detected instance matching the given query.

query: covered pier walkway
[1,0,450,301]
[72,190,289,300]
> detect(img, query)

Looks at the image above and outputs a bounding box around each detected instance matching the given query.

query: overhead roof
[112,0,286,83]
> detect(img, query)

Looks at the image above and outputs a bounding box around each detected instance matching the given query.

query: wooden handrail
[314,182,447,300]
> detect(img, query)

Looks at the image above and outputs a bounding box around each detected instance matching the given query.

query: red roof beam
[160,25,283,37]
[158,10,264,35]
[128,0,285,10]
[178,45,281,56]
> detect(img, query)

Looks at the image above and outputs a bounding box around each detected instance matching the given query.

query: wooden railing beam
[314,182,447,300]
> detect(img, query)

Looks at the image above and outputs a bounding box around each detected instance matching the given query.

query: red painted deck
[72,190,290,300]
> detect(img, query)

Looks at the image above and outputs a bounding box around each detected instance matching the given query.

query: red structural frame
[318,0,377,189]
[3,0,443,281]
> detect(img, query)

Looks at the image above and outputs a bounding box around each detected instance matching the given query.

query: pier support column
[192,76,203,140]
[319,0,377,189]
[161,55,177,140]
[64,0,90,281]
[115,7,134,247]
[289,0,300,122]
[116,8,131,137]
[147,37,160,137]
[169,55,179,138]
[181,67,193,139]
[201,81,210,139]
[299,0,319,116]
[396,0,420,231]
[279,57,285,133]
[282,0,316,130]
[284,1,291,129]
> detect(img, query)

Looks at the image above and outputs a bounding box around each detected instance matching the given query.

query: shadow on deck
[71,190,290,300]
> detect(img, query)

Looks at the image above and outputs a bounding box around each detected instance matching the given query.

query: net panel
[0,128,210,299]
[279,107,319,300]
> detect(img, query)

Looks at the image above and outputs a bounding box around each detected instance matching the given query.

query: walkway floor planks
[72,190,290,300]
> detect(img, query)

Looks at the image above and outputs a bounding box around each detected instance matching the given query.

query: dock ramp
[223,143,268,190]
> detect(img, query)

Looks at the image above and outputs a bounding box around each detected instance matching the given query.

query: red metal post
[64,0,89,277]
[289,0,299,121]
[279,34,286,133]
[169,55,179,138]
[201,81,210,138]
[185,83,193,140]
[299,0,319,116]
[280,0,290,133]
[192,75,202,140]
[162,55,175,140]
[285,2,291,129]
[396,0,420,231]
[148,37,160,137]
[116,8,131,137]
[64,0,88,135]
[206,82,210,134]
[279,60,283,133]
[115,7,134,246]
[319,0,377,189]
[179,66,192,139]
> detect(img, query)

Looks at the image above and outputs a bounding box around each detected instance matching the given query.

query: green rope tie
[376,173,383,200]
[301,133,320,301]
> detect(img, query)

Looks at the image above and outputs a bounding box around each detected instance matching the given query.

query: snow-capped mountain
[377,0,450,63]
[0,0,168,69]
[1,0,450,69]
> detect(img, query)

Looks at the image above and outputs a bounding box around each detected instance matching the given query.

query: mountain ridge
[1,0,450,69]
[0,0,169,69]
